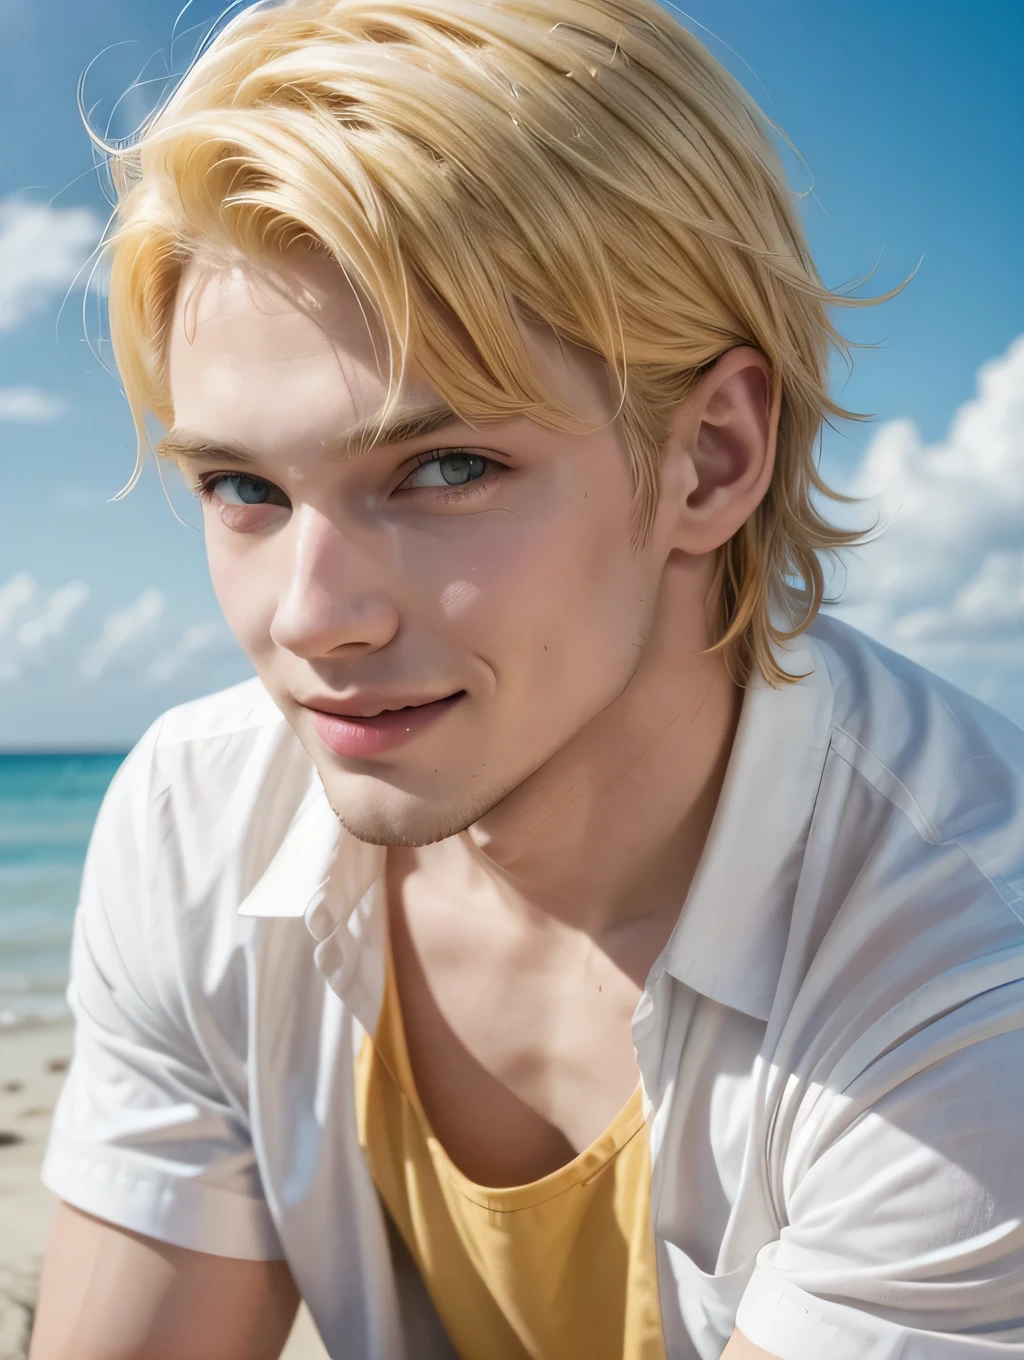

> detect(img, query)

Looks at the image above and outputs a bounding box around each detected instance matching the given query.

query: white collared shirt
[43,615,1024,1359]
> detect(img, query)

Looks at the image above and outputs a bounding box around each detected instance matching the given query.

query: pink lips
[306,693,465,758]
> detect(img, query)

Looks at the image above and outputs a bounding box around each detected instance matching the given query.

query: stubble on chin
[325,780,517,849]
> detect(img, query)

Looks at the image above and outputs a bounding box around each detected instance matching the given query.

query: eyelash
[195,473,251,503]
[193,448,497,508]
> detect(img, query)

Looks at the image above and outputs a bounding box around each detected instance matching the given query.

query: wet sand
[0,1018,329,1359]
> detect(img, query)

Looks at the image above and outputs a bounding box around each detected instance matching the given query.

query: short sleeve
[736,1009,1024,1359]
[41,718,283,1260]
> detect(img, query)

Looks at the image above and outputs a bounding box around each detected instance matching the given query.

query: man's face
[166,250,670,846]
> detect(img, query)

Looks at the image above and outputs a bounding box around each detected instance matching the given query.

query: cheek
[413,496,650,687]
[438,576,483,622]
[533,519,651,681]
[204,532,277,661]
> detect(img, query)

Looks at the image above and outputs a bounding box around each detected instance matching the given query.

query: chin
[321,778,510,849]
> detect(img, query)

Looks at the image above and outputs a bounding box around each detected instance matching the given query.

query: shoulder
[156,673,284,744]
[150,674,298,780]
[111,676,314,839]
[772,616,1024,1104]
[805,612,1024,885]
[88,676,319,944]
[73,680,329,1068]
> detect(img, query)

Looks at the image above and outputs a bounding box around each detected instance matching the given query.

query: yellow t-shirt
[355,936,667,1360]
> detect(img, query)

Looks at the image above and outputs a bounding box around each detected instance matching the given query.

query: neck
[424,557,743,942]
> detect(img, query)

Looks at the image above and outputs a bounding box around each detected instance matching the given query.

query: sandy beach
[0,1018,329,1360]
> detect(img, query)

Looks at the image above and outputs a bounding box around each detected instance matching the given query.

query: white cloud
[1,577,90,682]
[0,572,36,639]
[0,196,104,334]
[893,550,1024,642]
[0,576,236,694]
[16,581,89,648]
[80,588,165,679]
[0,387,67,422]
[831,334,1024,716]
[146,622,226,682]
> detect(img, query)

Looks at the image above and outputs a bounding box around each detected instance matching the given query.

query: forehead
[173,250,387,368]
[167,248,615,452]
[167,252,416,452]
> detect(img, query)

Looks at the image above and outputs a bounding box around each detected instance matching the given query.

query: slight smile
[299,692,467,758]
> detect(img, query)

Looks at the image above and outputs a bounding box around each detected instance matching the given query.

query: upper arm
[38,725,286,1313]
[733,1012,1024,1359]
[29,1202,299,1360]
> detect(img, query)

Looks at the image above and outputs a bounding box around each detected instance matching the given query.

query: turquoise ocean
[0,753,126,1028]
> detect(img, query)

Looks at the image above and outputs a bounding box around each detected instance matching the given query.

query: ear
[657,347,779,556]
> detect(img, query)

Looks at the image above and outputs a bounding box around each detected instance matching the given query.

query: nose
[269,506,399,659]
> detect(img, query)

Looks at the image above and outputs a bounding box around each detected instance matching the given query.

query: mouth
[303,691,466,758]
[299,689,465,719]
[340,695,463,720]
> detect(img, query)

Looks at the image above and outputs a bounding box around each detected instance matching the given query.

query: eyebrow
[153,400,469,465]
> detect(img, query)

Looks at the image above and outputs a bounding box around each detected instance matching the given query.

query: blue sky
[1,1,1022,748]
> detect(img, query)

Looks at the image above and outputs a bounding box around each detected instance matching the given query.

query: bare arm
[29,1202,300,1360]
[721,1330,782,1360]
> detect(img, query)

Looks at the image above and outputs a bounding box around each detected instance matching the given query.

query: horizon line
[0,747,130,757]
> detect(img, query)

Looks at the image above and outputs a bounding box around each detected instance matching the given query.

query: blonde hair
[97,0,887,686]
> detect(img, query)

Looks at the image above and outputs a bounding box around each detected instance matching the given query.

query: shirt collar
[237,769,382,929]
[239,621,836,1023]
[660,624,835,1020]
[237,774,385,1015]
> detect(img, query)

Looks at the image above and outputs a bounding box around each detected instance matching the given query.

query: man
[29,0,1024,1356]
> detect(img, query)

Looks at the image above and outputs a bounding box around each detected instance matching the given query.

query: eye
[198,473,287,507]
[398,451,491,491]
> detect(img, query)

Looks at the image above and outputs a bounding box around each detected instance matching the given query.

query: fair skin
[31,247,780,1360]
